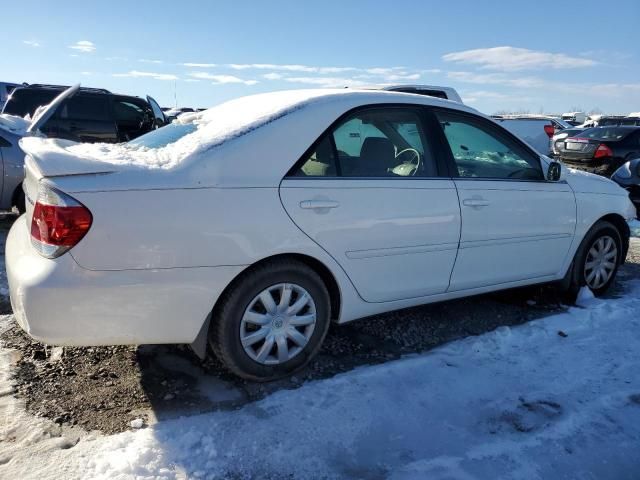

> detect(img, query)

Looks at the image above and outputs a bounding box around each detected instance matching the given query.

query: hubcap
[584,235,618,290]
[240,283,317,365]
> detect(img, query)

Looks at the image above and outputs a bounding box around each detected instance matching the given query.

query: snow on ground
[1,258,640,479]
[630,219,640,238]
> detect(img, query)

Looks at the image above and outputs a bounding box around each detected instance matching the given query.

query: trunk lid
[21,137,117,230]
[20,137,117,178]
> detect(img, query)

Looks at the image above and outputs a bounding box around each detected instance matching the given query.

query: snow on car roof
[58,90,347,169]
[42,88,464,170]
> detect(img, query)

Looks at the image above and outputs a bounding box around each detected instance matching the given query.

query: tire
[209,259,331,381]
[561,220,623,302]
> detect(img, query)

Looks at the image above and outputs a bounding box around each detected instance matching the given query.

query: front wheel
[562,220,623,301]
[209,259,331,381]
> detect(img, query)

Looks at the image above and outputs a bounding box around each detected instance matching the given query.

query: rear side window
[293,107,437,178]
[436,110,543,181]
[2,89,57,117]
[59,95,110,121]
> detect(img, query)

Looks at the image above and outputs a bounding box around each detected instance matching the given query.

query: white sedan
[6,89,636,380]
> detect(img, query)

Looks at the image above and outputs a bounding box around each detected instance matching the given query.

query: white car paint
[6,89,637,352]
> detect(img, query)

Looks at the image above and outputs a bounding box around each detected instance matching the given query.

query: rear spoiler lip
[21,137,118,179]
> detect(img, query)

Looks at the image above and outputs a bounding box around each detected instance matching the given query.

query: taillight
[594,143,613,159]
[30,183,92,258]
[544,124,555,138]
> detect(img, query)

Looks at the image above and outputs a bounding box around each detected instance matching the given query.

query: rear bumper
[6,217,245,346]
[559,155,623,176]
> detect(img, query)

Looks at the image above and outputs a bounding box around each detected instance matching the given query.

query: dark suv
[2,84,167,143]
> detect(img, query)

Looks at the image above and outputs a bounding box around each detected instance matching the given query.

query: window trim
[429,106,548,183]
[285,103,448,180]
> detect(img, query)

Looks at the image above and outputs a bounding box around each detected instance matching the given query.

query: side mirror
[547,161,562,181]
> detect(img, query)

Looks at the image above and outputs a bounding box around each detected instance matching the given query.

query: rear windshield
[579,127,634,141]
[2,88,58,117]
[562,128,584,137]
[128,122,198,148]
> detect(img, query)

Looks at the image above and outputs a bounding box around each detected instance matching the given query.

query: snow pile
[0,113,30,135]
[2,278,640,479]
[60,89,346,170]
[0,316,79,469]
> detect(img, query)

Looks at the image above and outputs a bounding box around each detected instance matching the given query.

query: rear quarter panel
[68,187,328,270]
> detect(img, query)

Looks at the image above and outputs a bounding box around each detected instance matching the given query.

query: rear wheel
[209,259,331,381]
[562,220,622,301]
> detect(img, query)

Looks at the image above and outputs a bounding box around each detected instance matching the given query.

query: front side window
[436,111,543,180]
[113,100,145,124]
[294,108,437,177]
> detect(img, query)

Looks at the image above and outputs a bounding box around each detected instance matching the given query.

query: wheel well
[12,183,23,205]
[213,253,342,321]
[598,213,630,263]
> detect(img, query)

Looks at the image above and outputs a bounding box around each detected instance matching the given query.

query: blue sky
[4,0,639,114]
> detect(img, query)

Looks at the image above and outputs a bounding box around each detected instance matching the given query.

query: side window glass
[113,101,145,124]
[436,111,543,180]
[333,108,436,177]
[60,95,110,121]
[293,135,338,177]
[334,109,435,177]
[292,108,437,178]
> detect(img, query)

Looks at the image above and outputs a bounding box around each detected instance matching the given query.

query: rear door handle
[462,198,490,208]
[299,200,340,210]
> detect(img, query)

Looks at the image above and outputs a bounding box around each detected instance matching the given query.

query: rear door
[433,108,576,291]
[280,105,461,303]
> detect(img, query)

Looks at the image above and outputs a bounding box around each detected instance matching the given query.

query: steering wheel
[395,148,421,176]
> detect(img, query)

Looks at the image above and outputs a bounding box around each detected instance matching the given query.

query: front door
[433,108,576,291]
[280,106,461,303]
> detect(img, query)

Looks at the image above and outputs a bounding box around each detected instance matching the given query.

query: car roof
[493,115,557,121]
[11,84,144,100]
[38,88,481,173]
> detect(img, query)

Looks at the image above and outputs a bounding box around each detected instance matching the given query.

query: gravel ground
[1,216,638,435]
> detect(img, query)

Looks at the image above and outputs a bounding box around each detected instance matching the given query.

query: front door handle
[462,198,490,208]
[299,200,340,210]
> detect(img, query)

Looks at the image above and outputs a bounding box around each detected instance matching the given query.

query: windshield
[128,122,198,148]
[578,127,633,141]
[2,88,58,117]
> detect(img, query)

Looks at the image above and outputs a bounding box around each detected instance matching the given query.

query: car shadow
[136,280,571,424]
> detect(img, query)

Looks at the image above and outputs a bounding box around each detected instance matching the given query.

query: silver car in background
[0,123,28,211]
[493,115,571,156]
[0,85,79,212]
